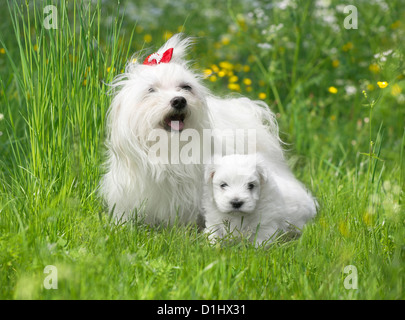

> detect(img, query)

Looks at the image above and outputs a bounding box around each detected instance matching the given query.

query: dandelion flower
[218,70,226,78]
[229,75,238,83]
[219,61,233,70]
[328,86,338,94]
[332,59,339,68]
[369,63,380,74]
[377,81,388,89]
[144,34,152,43]
[0,48,5,54]
[258,92,267,99]
[338,221,350,237]
[211,64,219,73]
[228,83,240,91]
[221,36,231,45]
[204,69,213,77]
[209,75,218,82]
[243,78,252,86]
[391,84,401,96]
[163,31,173,40]
[390,20,401,29]
[342,42,353,52]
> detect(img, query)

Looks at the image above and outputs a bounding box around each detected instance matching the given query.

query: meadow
[0,0,403,300]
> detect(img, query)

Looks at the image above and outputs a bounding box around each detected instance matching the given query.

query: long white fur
[100,33,317,227]
[203,154,317,246]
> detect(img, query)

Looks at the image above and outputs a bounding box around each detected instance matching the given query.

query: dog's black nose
[170,96,187,110]
[231,200,244,209]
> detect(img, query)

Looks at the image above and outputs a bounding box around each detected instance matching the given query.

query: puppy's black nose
[170,96,187,110]
[231,200,244,209]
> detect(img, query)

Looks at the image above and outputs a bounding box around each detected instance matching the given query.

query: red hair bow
[143,48,174,66]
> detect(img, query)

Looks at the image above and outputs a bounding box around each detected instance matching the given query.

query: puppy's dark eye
[220,183,228,189]
[148,87,155,93]
[247,183,255,190]
[180,84,192,91]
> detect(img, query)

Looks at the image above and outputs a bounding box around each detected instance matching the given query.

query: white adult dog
[203,154,317,246]
[100,33,316,226]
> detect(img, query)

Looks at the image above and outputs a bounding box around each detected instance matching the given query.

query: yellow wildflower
[221,36,231,45]
[390,20,401,29]
[243,78,252,86]
[363,212,373,227]
[144,34,152,43]
[332,59,339,68]
[219,61,233,70]
[33,44,38,52]
[228,83,240,91]
[258,92,267,99]
[342,42,353,51]
[229,75,238,83]
[163,31,173,40]
[218,70,226,78]
[377,81,388,89]
[338,221,350,237]
[204,69,213,77]
[243,65,250,72]
[391,84,401,96]
[83,79,87,86]
[328,86,338,94]
[0,48,5,54]
[236,14,246,28]
[211,64,219,73]
[369,63,380,74]
[209,75,218,82]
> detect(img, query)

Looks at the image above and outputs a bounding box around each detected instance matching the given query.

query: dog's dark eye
[247,183,255,190]
[180,84,192,91]
[220,183,228,189]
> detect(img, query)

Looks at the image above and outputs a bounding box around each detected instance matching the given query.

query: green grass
[0,0,404,299]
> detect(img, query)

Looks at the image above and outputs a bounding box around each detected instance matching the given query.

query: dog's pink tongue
[169,120,184,131]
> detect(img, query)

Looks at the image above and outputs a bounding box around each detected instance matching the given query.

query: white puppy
[203,154,317,246]
[100,33,315,227]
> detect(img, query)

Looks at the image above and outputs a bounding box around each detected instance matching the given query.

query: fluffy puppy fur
[100,33,316,227]
[203,154,317,246]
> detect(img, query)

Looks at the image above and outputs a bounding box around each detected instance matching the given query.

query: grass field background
[0,0,404,299]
